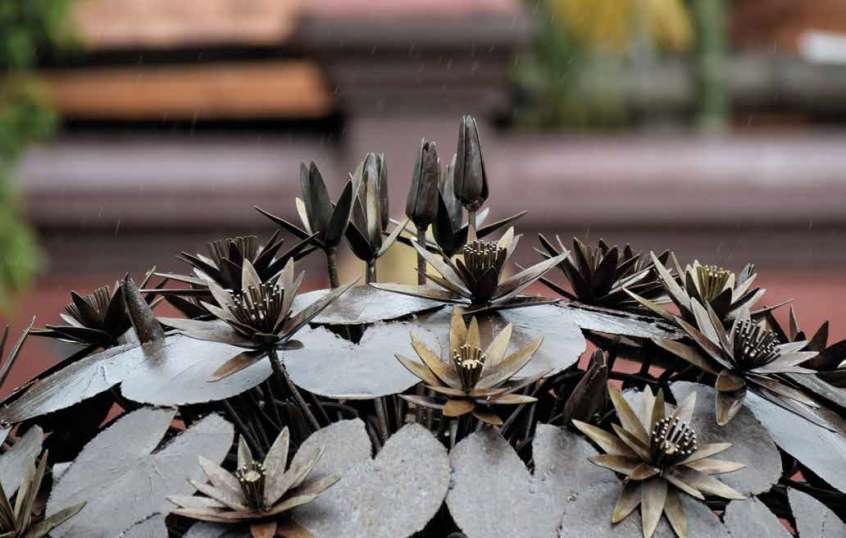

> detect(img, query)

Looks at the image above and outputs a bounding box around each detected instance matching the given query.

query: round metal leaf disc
[293,419,450,538]
[789,488,846,537]
[283,323,422,399]
[723,498,790,537]
[744,390,846,494]
[120,334,270,406]
[46,408,233,537]
[294,286,444,325]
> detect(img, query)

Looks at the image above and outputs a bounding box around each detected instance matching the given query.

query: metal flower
[169,429,337,538]
[574,386,744,538]
[31,278,150,348]
[628,254,764,325]
[453,115,488,214]
[257,161,356,287]
[345,152,408,282]
[655,299,819,425]
[199,259,353,350]
[374,227,566,312]
[0,450,84,537]
[395,308,543,426]
[163,233,315,293]
[536,236,670,312]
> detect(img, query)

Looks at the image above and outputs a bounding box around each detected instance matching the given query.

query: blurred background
[2,0,846,390]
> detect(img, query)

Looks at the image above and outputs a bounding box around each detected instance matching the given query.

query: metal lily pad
[557,302,679,339]
[119,335,270,406]
[789,488,846,537]
[0,426,43,496]
[743,390,846,494]
[158,318,254,348]
[671,382,781,496]
[416,304,586,381]
[283,323,422,399]
[293,286,444,325]
[447,424,726,538]
[447,426,581,537]
[0,343,147,424]
[47,407,233,537]
[292,419,450,538]
[723,498,790,537]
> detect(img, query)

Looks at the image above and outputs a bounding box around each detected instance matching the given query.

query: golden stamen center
[229,283,286,334]
[733,320,780,370]
[235,461,267,510]
[452,344,487,391]
[651,417,698,468]
[462,240,507,276]
[695,264,733,302]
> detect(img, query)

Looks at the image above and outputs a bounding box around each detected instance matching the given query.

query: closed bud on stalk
[405,139,440,228]
[359,152,389,230]
[562,350,609,423]
[453,115,488,211]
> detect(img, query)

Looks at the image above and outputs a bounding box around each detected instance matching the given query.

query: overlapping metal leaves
[0,116,844,537]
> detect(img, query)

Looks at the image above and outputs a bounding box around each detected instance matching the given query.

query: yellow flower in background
[548,0,694,52]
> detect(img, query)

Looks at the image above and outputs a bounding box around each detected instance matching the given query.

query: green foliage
[0,0,73,307]
[512,0,696,129]
[512,1,629,129]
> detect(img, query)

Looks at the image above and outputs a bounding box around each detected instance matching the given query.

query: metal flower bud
[298,161,356,249]
[453,115,488,211]
[357,152,388,250]
[405,139,440,228]
[432,156,466,256]
[346,153,408,281]
[561,350,609,424]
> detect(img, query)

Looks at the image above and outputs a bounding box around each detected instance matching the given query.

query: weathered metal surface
[293,420,450,538]
[47,408,233,537]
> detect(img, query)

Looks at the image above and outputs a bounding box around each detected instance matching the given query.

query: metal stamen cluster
[452,344,486,391]
[228,283,286,335]
[462,240,507,277]
[650,417,698,468]
[235,461,267,511]
[696,264,733,303]
[733,320,779,370]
